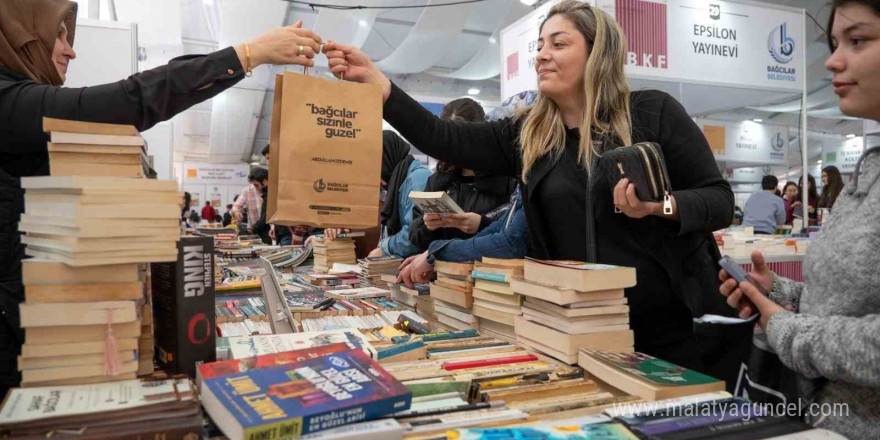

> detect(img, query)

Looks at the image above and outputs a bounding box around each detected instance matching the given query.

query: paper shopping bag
[268,71,383,228]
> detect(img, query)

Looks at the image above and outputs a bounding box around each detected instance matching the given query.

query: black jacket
[0,47,246,391]
[409,170,517,251]
[383,83,734,351]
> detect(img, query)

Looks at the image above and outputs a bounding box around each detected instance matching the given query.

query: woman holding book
[325,0,733,370]
[0,0,324,394]
[720,1,880,436]
[408,98,518,251]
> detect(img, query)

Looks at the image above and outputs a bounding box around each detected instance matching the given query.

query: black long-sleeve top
[0,46,245,179]
[383,83,734,350]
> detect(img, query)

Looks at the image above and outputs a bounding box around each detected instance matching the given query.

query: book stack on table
[18,261,146,387]
[311,236,357,272]
[430,261,478,331]
[359,255,403,288]
[470,258,525,343]
[42,117,151,178]
[512,259,636,364]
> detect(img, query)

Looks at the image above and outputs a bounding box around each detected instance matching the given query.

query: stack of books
[0,378,202,439]
[470,258,525,342]
[43,118,150,178]
[389,283,417,310]
[311,237,357,272]
[430,261,478,331]
[579,349,725,401]
[18,261,145,387]
[306,271,361,288]
[18,176,180,265]
[512,259,636,364]
[359,256,403,288]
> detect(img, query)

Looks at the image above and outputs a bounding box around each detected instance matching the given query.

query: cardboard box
[151,236,215,377]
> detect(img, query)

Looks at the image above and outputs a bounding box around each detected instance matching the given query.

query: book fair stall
[0,0,874,439]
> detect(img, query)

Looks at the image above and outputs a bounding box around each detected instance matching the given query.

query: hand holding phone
[719,255,770,296]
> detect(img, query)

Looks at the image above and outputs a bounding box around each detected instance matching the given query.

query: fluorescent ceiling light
[752,118,762,122]
[846,133,855,138]
[467,88,480,95]
[520,0,539,5]
[358,19,368,27]
[817,160,823,164]
[489,36,497,44]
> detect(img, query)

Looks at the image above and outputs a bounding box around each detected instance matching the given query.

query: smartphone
[719,255,769,296]
[719,255,749,283]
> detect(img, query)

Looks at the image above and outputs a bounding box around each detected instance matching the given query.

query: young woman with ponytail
[325,0,733,369]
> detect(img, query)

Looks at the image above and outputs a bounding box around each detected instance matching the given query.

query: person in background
[367,131,430,258]
[188,209,200,225]
[223,204,233,227]
[249,167,272,244]
[409,98,517,251]
[742,175,786,234]
[325,0,733,370]
[233,169,264,234]
[398,186,528,287]
[201,200,216,223]
[260,143,293,246]
[181,192,193,222]
[782,181,799,225]
[721,1,880,435]
[792,174,819,225]
[819,165,844,210]
[732,205,744,226]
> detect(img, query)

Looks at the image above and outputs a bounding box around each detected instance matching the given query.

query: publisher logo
[329,356,350,368]
[768,23,795,64]
[709,4,720,19]
[313,179,349,193]
[771,132,785,153]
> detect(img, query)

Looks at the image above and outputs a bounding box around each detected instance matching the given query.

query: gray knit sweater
[767,146,880,438]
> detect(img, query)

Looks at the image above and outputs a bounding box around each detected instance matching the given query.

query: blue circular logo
[768,23,795,64]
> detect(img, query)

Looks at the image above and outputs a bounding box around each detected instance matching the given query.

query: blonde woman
[325,1,733,369]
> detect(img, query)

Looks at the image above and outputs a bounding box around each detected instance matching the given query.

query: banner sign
[183,163,250,186]
[501,0,804,100]
[700,120,789,165]
[824,137,864,174]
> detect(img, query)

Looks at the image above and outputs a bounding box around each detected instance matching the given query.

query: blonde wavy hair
[515,0,632,181]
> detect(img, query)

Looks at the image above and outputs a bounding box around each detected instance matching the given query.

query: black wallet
[600,142,673,214]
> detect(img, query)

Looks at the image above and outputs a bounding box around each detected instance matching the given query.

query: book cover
[151,235,216,378]
[408,191,464,214]
[582,350,719,387]
[227,329,377,360]
[198,343,351,384]
[201,349,411,439]
[449,422,638,439]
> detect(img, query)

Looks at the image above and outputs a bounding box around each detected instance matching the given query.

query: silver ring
[298,45,304,56]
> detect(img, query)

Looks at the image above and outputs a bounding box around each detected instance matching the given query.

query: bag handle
[290,43,344,81]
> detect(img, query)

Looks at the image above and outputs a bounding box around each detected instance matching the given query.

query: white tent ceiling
[81,0,860,167]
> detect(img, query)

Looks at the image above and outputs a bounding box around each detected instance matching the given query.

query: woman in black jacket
[0,0,323,393]
[410,98,518,251]
[326,0,733,370]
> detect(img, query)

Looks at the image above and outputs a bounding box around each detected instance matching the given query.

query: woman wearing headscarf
[373,130,431,258]
[0,0,324,393]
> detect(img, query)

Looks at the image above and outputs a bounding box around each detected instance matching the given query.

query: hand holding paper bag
[266,67,383,228]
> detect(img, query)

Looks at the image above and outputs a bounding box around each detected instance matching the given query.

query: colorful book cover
[227,329,377,360]
[202,349,411,438]
[198,343,351,384]
[448,422,638,440]
[471,271,509,283]
[583,350,720,386]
